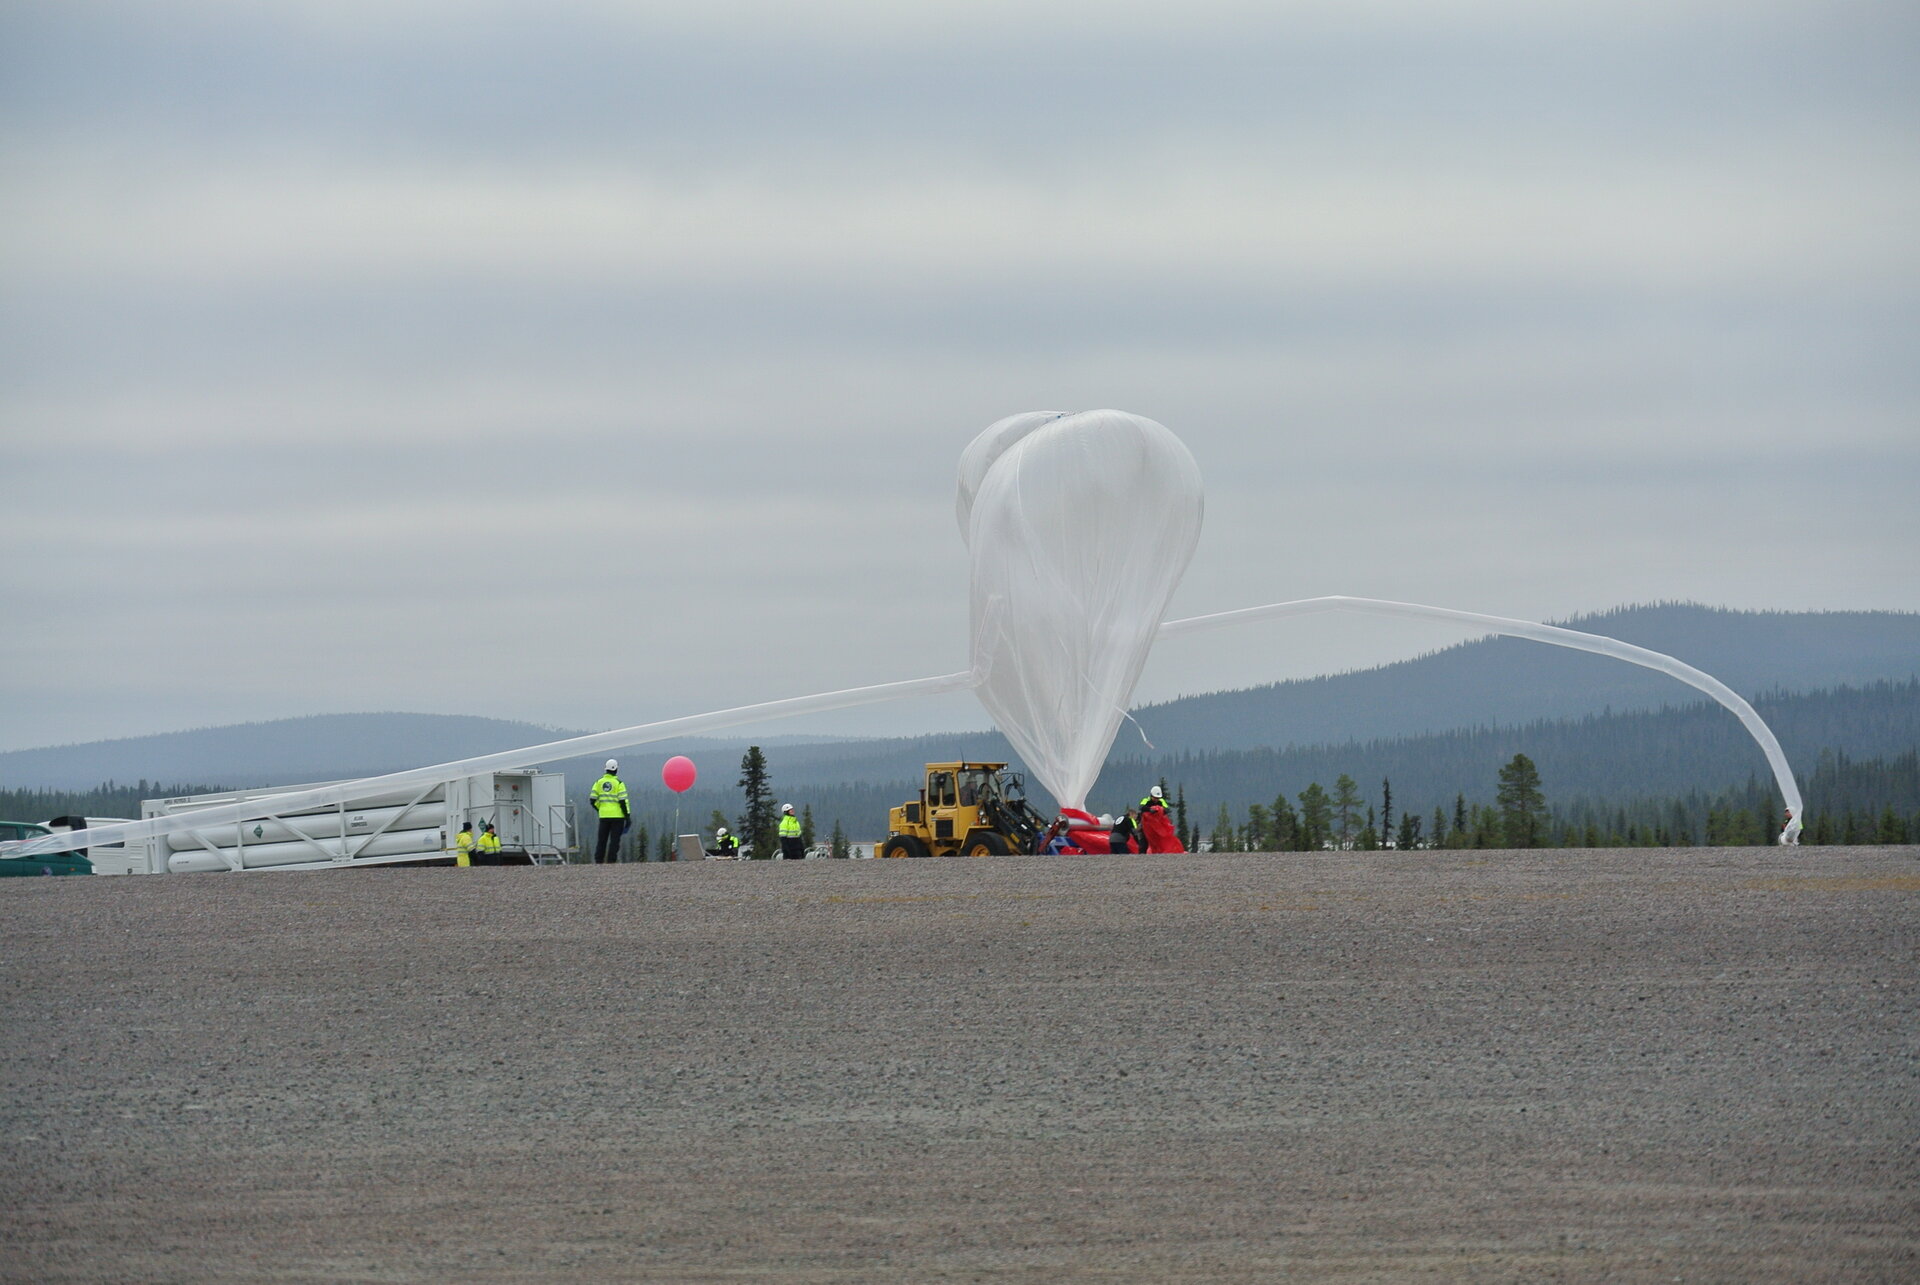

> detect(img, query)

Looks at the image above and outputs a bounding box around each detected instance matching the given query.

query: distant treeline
[601,680,1920,847]
[1189,749,1920,852]
[6,753,1913,856]
[0,781,224,824]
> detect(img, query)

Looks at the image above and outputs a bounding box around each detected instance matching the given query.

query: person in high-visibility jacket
[453,822,476,867]
[778,803,805,860]
[477,823,503,861]
[707,826,740,859]
[1137,785,1184,854]
[590,759,630,864]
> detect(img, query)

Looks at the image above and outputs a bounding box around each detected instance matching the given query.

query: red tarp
[1140,806,1184,853]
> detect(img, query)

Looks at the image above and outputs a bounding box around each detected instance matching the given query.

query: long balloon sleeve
[2,671,976,860]
[1160,596,1804,843]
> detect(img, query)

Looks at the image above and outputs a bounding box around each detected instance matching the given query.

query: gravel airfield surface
[3,846,1917,1283]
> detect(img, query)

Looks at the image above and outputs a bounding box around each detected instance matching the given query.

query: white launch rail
[137,771,574,874]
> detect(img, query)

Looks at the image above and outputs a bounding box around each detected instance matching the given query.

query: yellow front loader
[879,761,1048,858]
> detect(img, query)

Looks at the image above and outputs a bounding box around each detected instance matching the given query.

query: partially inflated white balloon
[961,410,1203,810]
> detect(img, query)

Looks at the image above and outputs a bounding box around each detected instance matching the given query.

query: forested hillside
[10,684,1915,855]
[1131,603,1920,752]
[590,680,1920,847]
[5,606,1914,855]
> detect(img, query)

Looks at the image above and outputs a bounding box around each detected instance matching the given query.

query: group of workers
[594,758,811,861]
[477,758,1187,866]
[1042,784,1185,855]
[709,803,805,859]
[451,820,502,866]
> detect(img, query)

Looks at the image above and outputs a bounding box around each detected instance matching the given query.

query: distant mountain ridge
[1129,603,1920,753]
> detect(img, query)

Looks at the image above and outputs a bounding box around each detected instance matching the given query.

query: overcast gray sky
[3,0,1915,753]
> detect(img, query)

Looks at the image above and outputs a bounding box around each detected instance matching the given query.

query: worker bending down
[708,826,740,858]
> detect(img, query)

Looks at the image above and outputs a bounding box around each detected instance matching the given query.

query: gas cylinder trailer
[132,771,576,874]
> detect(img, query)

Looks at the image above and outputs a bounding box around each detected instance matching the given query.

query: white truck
[133,770,575,874]
[42,816,143,875]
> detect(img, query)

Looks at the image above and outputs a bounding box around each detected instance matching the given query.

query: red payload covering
[1056,807,1111,854]
[1140,806,1184,853]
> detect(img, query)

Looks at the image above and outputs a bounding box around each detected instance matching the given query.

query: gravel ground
[3,846,1916,1283]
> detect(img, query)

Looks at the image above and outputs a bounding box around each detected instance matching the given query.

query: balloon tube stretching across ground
[1159,596,1803,844]
[6,597,1806,858]
[6,612,1806,861]
[0,671,976,860]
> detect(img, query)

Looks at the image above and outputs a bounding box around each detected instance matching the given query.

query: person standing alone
[778,803,805,860]
[591,759,630,864]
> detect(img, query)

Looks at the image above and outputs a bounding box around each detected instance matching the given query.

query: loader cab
[883,761,1039,858]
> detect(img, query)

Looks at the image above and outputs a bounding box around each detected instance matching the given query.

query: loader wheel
[880,835,931,860]
[964,832,1012,857]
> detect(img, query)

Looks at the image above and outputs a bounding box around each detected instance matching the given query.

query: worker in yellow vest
[453,822,476,867]
[778,803,805,860]
[590,759,630,864]
[477,823,502,862]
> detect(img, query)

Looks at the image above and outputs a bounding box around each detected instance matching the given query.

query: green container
[0,821,95,876]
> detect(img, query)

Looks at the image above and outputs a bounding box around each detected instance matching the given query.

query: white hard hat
[716,826,727,836]
[1150,785,1164,799]
[605,759,618,772]
[782,803,795,813]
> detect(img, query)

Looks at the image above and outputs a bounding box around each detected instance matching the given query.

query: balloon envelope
[962,409,1203,811]
[662,755,697,793]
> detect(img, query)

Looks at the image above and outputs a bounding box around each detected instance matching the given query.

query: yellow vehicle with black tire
[879,762,1047,858]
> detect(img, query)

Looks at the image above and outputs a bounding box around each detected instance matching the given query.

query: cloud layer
[3,0,1914,751]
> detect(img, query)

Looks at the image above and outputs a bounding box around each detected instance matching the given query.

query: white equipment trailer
[137,771,574,874]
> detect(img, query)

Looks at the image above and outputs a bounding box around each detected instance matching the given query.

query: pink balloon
[661,755,697,793]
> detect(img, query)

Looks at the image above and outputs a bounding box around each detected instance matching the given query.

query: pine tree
[1271,795,1301,851]
[1333,774,1361,849]
[1298,783,1332,851]
[1452,795,1469,848]
[1358,805,1379,850]
[1496,753,1546,848]
[1397,810,1422,851]
[829,817,850,859]
[1431,805,1447,848]
[1174,783,1191,851]
[1206,803,1230,852]
[1380,778,1393,849]
[1245,803,1271,853]
[738,746,776,860]
[801,803,817,849]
